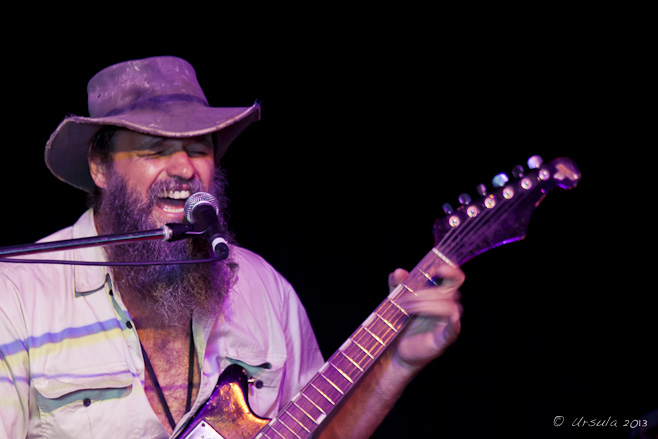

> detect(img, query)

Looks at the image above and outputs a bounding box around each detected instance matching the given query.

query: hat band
[101,93,209,118]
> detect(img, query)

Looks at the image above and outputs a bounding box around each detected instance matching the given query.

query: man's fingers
[432,264,466,289]
[399,290,463,321]
[388,268,409,291]
[388,265,465,292]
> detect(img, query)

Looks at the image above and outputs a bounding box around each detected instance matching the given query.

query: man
[0,56,464,438]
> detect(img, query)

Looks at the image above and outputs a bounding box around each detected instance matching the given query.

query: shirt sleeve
[0,273,30,439]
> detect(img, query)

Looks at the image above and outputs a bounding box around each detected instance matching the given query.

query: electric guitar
[175,156,581,439]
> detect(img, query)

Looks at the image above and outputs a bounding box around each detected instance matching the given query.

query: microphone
[183,192,229,259]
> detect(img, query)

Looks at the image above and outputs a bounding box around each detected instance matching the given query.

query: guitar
[175,156,581,439]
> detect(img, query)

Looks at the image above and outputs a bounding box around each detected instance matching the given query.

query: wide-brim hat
[45,56,261,192]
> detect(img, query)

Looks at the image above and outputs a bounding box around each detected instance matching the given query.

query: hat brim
[45,101,261,192]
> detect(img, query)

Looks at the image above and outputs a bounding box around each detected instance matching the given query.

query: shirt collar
[71,209,112,296]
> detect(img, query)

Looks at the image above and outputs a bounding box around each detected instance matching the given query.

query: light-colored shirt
[0,209,324,438]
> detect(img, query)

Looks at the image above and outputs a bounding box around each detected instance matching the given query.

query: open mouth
[155,189,191,214]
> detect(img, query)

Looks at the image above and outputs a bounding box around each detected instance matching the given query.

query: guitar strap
[140,319,195,430]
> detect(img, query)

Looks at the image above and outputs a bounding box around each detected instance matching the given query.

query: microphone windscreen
[184,192,220,223]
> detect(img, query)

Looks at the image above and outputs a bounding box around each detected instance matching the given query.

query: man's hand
[314,264,465,438]
[388,264,465,371]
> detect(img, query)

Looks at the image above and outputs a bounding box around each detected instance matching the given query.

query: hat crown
[87,56,209,118]
[46,56,260,192]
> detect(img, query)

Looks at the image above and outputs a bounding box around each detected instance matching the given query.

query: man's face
[98,129,216,226]
[90,129,231,323]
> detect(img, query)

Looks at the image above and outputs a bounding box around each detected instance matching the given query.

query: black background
[2,9,653,439]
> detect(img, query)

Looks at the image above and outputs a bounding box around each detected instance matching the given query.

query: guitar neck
[254,156,581,439]
[255,249,451,439]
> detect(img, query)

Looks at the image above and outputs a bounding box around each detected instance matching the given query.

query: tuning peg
[527,155,543,169]
[492,173,509,188]
[512,164,525,178]
[476,184,487,197]
[458,193,472,205]
[442,203,454,215]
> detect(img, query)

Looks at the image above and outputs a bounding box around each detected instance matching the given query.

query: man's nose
[166,151,195,180]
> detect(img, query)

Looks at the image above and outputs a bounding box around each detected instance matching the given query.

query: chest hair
[139,328,200,434]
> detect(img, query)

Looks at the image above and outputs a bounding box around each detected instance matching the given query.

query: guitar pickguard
[176,364,270,439]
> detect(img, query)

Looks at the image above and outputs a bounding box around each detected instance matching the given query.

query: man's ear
[89,155,109,190]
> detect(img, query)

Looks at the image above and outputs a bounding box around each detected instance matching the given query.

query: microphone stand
[0,223,200,258]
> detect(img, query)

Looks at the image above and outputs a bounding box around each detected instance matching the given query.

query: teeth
[161,190,191,200]
[162,204,185,213]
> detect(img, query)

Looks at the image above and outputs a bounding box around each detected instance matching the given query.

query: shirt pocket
[223,353,286,419]
[32,360,134,438]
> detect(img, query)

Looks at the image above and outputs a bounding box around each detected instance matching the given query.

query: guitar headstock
[432,156,581,266]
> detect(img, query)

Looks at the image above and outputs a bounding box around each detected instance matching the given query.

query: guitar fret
[319,372,344,395]
[337,349,366,372]
[415,266,442,286]
[292,400,320,425]
[352,328,386,359]
[341,345,373,376]
[312,372,344,404]
[362,326,385,346]
[329,361,354,384]
[400,282,415,294]
[353,341,383,361]
[301,391,326,415]
[379,302,409,328]
[349,337,374,360]
[375,312,398,333]
[279,410,311,434]
[346,338,375,363]
[320,360,354,391]
[336,341,369,376]
[271,417,302,439]
[387,297,409,316]
[309,381,336,406]
[368,317,399,345]
[264,425,286,439]
[289,397,324,429]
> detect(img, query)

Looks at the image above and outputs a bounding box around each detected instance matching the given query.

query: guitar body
[176,364,270,439]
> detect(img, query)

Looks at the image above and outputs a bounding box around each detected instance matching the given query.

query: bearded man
[0,56,464,439]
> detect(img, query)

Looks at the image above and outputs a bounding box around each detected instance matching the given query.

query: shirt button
[83,398,91,407]
[126,321,133,329]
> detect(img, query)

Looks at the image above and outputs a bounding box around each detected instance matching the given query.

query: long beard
[95,171,233,326]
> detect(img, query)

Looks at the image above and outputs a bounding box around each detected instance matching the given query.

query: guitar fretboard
[256,249,451,439]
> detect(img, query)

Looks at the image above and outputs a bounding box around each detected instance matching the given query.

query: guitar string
[435,186,533,264]
[452,186,535,263]
[261,184,540,438]
[434,204,495,260]
[435,191,507,254]
[438,190,528,264]
[262,219,517,438]
[446,193,515,261]
[262,293,413,438]
[434,175,539,255]
[433,195,500,256]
